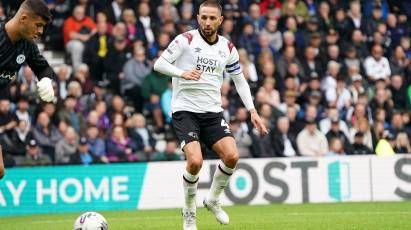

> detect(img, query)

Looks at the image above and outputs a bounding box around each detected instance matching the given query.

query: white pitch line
[28,211,411,224]
[31,216,179,224]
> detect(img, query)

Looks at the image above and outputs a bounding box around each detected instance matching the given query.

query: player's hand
[37,77,54,102]
[181,69,202,81]
[250,109,269,136]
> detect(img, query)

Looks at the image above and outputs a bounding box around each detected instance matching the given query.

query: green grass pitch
[1,201,410,229]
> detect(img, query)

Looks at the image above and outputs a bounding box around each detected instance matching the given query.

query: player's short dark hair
[199,0,222,14]
[21,0,52,22]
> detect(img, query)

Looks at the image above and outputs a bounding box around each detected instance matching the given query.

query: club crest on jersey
[218,50,226,58]
[16,54,25,64]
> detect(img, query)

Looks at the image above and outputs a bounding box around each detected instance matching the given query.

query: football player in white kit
[153,1,268,229]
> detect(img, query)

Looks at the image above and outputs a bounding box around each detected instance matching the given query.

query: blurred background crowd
[0,0,410,167]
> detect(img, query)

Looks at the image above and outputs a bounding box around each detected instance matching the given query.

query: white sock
[207,161,235,202]
[183,171,199,210]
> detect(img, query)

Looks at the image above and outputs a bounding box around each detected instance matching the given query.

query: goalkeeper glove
[37,77,54,102]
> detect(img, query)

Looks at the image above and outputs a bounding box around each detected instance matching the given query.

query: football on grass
[73,211,108,230]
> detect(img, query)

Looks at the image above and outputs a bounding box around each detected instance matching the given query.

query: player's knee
[224,152,239,168]
[0,167,5,180]
[187,158,203,172]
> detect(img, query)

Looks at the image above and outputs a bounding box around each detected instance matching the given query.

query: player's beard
[200,27,217,39]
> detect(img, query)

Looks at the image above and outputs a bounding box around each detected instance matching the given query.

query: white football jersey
[160,29,242,113]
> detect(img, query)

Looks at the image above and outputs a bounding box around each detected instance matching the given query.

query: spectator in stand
[18,65,38,103]
[105,0,127,24]
[55,126,78,164]
[386,13,406,48]
[390,74,408,110]
[296,118,328,156]
[238,22,259,62]
[296,104,319,132]
[156,0,180,24]
[326,117,353,154]
[346,0,366,33]
[349,117,374,150]
[39,102,60,127]
[348,73,366,105]
[238,48,259,93]
[19,139,52,166]
[272,116,299,157]
[363,44,391,83]
[73,64,94,95]
[325,75,352,113]
[122,8,146,45]
[111,113,125,128]
[0,99,17,135]
[321,60,340,93]
[255,31,278,60]
[283,16,305,49]
[70,136,101,165]
[58,95,86,135]
[256,78,280,109]
[230,118,253,158]
[300,90,325,120]
[317,1,332,32]
[93,100,111,135]
[83,18,112,82]
[400,36,411,61]
[389,111,411,140]
[258,103,275,127]
[85,125,108,163]
[244,3,264,33]
[319,106,350,137]
[79,81,112,115]
[342,47,363,77]
[261,18,282,51]
[141,63,170,132]
[278,90,300,114]
[63,5,96,70]
[55,64,72,100]
[127,114,156,161]
[277,46,302,80]
[106,125,138,162]
[326,138,346,156]
[137,2,155,47]
[161,81,172,124]
[1,119,33,163]
[374,108,390,129]
[369,87,394,122]
[151,139,182,161]
[299,77,323,106]
[375,131,396,156]
[148,32,170,60]
[220,17,235,42]
[365,3,384,37]
[351,131,373,155]
[57,120,69,135]
[122,45,152,113]
[103,35,130,94]
[394,132,411,154]
[14,96,32,129]
[74,0,96,19]
[300,46,323,84]
[389,46,411,76]
[108,95,130,119]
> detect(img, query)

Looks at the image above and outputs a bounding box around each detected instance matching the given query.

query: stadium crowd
[0,0,410,167]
